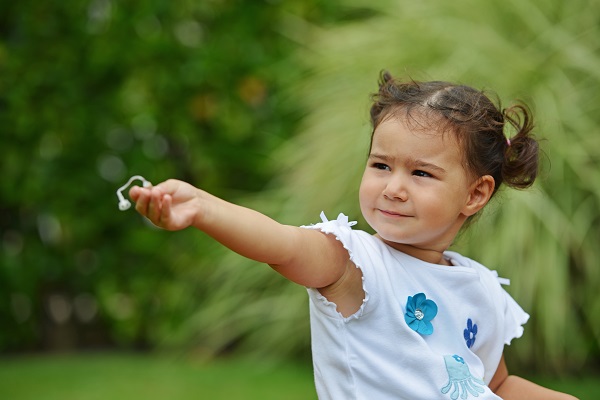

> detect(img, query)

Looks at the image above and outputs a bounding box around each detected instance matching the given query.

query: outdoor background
[1,0,599,398]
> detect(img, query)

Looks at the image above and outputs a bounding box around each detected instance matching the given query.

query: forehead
[372,114,462,155]
[370,114,471,178]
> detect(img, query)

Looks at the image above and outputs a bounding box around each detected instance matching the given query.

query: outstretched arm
[489,356,578,400]
[129,179,350,289]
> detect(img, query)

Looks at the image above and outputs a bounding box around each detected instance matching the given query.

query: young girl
[128,72,577,399]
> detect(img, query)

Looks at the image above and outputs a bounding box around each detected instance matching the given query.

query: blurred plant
[176,0,600,374]
[0,0,345,351]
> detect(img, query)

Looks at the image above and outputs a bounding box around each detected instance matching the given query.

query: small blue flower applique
[464,318,478,349]
[452,355,465,364]
[404,293,438,335]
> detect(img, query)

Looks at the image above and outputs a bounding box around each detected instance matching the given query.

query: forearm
[494,375,578,400]
[130,180,347,288]
[194,190,348,287]
[194,190,299,266]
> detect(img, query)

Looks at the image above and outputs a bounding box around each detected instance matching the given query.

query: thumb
[154,179,181,196]
[128,185,143,201]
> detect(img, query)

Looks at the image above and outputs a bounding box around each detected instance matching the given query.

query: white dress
[301,213,529,400]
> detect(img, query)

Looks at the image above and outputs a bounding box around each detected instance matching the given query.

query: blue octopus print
[441,355,486,399]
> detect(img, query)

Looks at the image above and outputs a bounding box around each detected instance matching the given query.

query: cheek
[358,178,372,211]
[420,190,466,221]
[358,173,375,201]
[358,183,367,208]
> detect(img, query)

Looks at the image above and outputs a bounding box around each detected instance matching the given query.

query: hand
[129,179,202,231]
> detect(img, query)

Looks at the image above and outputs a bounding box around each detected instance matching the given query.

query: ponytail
[501,103,539,189]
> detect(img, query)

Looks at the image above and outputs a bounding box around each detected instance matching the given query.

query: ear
[462,175,495,217]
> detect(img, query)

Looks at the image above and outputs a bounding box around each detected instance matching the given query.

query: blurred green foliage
[1,0,598,379]
[0,0,346,351]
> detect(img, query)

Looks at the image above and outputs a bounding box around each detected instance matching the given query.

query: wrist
[190,188,216,230]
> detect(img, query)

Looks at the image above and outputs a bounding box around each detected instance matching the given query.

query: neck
[375,235,452,266]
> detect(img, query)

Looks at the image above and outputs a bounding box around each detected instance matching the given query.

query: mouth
[378,209,411,218]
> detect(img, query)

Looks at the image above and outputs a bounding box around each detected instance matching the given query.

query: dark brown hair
[370,71,539,198]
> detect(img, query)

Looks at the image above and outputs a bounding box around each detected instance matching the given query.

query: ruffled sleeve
[488,270,529,344]
[301,211,357,233]
[300,212,359,260]
[490,270,529,345]
[300,212,370,321]
[500,287,530,345]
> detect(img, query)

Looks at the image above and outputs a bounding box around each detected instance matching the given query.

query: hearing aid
[116,175,151,211]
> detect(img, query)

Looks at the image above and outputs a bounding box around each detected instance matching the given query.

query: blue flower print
[464,318,478,349]
[452,355,465,364]
[404,293,438,335]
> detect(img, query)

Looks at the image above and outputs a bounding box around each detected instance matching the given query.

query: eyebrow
[369,153,447,174]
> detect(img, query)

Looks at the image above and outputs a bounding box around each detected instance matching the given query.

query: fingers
[130,186,166,226]
[159,194,173,226]
[147,187,164,222]
[126,179,189,229]
[128,185,142,202]
[129,186,149,215]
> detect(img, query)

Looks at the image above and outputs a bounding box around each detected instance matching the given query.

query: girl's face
[359,115,483,263]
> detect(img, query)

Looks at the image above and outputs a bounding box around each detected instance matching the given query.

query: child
[128,72,577,399]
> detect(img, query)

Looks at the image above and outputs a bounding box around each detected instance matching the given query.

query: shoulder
[444,251,508,289]
[301,212,383,254]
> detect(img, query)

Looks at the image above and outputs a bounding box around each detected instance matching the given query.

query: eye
[413,170,432,178]
[372,162,391,171]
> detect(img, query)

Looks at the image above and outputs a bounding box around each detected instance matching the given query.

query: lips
[378,209,411,218]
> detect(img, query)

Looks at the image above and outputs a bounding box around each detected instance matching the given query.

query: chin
[374,230,411,245]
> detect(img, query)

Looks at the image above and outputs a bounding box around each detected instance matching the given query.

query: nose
[382,174,408,201]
